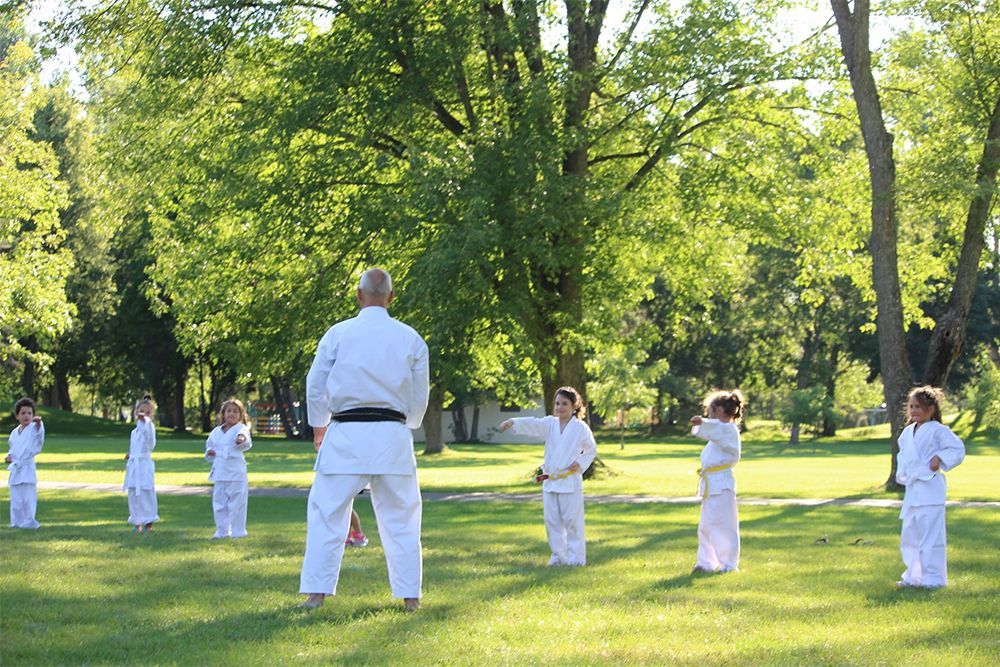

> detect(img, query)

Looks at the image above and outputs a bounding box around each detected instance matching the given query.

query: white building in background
[248,399,547,442]
[413,401,547,444]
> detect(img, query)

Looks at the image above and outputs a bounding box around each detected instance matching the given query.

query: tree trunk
[172,363,186,432]
[151,377,172,429]
[469,405,480,442]
[422,385,445,454]
[831,0,914,491]
[39,366,73,410]
[790,324,818,445]
[20,338,37,397]
[822,347,840,437]
[270,375,297,439]
[451,404,468,442]
[198,359,212,432]
[821,348,840,437]
[923,91,1000,387]
[40,382,58,408]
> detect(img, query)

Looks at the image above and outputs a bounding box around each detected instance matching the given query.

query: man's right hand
[313,425,327,452]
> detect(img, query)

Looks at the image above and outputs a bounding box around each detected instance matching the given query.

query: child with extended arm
[205,398,253,539]
[500,386,597,566]
[6,397,45,529]
[689,390,744,574]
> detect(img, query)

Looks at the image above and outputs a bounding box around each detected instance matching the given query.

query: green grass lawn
[3,411,999,664]
[20,408,1000,501]
[1,490,998,665]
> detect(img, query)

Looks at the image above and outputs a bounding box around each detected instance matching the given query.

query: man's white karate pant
[696,489,740,572]
[212,480,249,538]
[300,473,422,598]
[543,490,586,565]
[126,488,159,525]
[899,504,947,587]
[9,482,40,529]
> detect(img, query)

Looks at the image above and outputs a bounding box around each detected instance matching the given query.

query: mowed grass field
[2,409,999,665]
[18,408,1000,501]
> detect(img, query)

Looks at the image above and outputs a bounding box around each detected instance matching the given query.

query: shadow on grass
[4,489,999,664]
[653,572,698,590]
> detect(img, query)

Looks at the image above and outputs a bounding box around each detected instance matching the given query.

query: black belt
[332,407,406,423]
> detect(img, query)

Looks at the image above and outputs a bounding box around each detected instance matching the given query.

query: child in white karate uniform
[689,390,744,574]
[6,397,45,529]
[123,396,159,533]
[500,386,597,566]
[895,385,965,589]
[205,398,253,539]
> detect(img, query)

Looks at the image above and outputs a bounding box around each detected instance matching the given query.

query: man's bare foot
[298,593,326,609]
[403,598,420,612]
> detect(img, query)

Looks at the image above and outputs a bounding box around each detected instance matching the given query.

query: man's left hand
[313,425,327,452]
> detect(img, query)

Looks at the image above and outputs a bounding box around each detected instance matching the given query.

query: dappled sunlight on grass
[3,490,996,664]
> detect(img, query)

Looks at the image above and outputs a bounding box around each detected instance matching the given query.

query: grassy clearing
[1,490,997,665]
[20,408,1000,501]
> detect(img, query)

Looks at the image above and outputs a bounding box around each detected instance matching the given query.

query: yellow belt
[536,468,577,483]
[696,463,735,497]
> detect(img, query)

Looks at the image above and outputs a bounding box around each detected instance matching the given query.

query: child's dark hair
[555,386,586,420]
[13,397,35,417]
[703,389,745,423]
[218,398,250,426]
[906,385,943,423]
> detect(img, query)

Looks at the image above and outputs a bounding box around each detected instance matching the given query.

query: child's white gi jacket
[508,416,597,493]
[7,422,44,485]
[205,423,253,482]
[895,421,964,510]
[123,418,156,491]
[691,419,741,497]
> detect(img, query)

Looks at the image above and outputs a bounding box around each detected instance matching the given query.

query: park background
[2,0,999,663]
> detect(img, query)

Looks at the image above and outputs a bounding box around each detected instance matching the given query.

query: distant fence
[248,402,303,435]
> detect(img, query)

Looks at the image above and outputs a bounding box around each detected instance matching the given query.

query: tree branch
[603,0,651,73]
[588,150,649,166]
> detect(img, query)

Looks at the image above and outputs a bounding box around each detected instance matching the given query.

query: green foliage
[0,15,73,398]
[963,350,1000,430]
[780,386,839,437]
[30,76,118,404]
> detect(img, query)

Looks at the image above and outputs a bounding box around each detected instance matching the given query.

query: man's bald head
[357,268,394,307]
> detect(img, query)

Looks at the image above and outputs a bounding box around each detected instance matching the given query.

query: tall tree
[0,13,73,400]
[31,78,117,411]
[831,0,999,487]
[63,0,803,424]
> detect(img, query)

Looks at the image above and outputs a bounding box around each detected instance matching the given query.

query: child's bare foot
[133,524,142,534]
[144,523,154,533]
[297,593,325,609]
[404,598,420,612]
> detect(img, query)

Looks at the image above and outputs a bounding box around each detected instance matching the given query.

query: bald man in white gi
[299,268,430,612]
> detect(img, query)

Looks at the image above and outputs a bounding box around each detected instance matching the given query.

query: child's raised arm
[500,417,549,440]
[234,426,252,452]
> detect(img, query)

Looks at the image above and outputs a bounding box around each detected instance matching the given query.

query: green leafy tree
[0,14,73,400]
